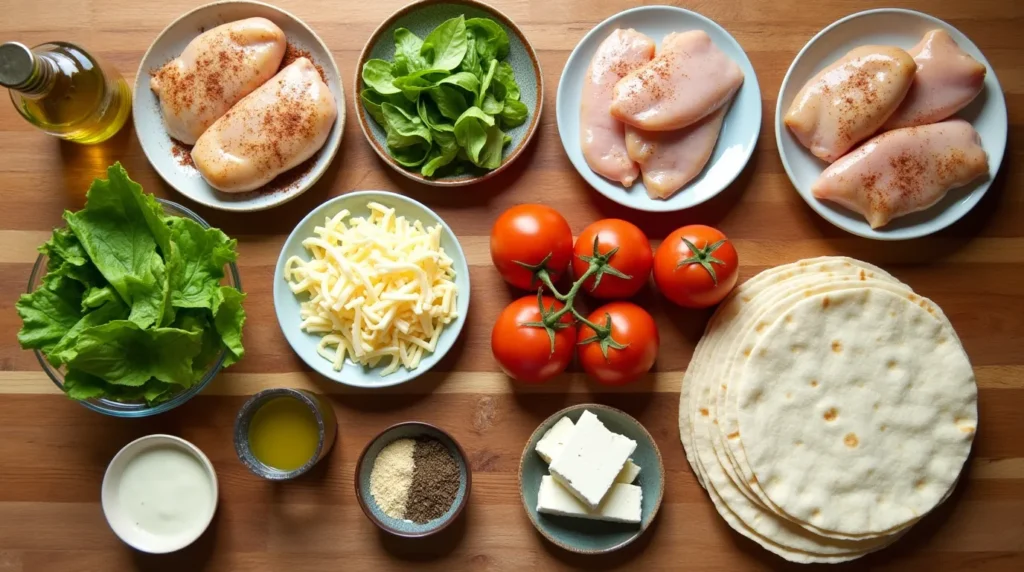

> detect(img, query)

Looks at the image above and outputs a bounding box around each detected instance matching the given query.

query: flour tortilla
[680,258,904,561]
[736,288,977,537]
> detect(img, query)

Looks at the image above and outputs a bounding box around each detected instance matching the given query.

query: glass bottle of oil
[0,41,131,144]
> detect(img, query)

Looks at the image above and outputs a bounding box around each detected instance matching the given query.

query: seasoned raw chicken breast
[192,58,337,193]
[785,46,916,162]
[812,119,988,228]
[610,31,743,132]
[882,30,986,130]
[580,29,656,187]
[151,17,286,144]
[625,107,728,199]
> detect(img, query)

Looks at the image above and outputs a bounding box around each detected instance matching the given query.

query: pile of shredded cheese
[283,202,459,375]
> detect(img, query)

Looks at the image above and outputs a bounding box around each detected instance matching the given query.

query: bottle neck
[13,53,57,98]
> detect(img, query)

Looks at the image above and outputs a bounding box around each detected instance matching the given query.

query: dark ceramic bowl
[354,0,543,186]
[518,404,665,554]
[355,421,471,537]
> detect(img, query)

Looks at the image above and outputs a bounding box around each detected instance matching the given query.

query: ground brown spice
[280,43,327,84]
[170,138,195,168]
[405,438,460,524]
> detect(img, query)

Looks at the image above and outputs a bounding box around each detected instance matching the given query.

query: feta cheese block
[537,476,642,524]
[617,460,641,484]
[549,410,637,509]
[535,417,576,464]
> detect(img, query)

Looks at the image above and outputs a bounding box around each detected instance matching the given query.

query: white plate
[101,435,218,554]
[273,191,470,389]
[556,5,761,213]
[776,8,1008,240]
[134,0,346,212]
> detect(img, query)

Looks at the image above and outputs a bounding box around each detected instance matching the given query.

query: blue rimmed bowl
[28,199,241,418]
[355,421,471,537]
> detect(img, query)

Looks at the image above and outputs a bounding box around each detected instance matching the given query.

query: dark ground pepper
[406,438,460,524]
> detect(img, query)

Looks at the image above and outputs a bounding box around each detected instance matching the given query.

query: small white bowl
[101,435,218,554]
[273,191,471,389]
[134,0,346,212]
[776,8,1008,240]
[556,5,762,212]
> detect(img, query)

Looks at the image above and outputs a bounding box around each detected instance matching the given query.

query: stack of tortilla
[679,256,978,563]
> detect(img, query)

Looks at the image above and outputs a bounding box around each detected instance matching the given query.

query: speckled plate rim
[353,421,472,537]
[353,0,543,187]
[517,403,665,555]
[774,8,1008,240]
[555,5,762,212]
[271,190,471,388]
[133,0,346,212]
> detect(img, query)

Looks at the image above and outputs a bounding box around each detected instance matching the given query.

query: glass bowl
[27,199,242,417]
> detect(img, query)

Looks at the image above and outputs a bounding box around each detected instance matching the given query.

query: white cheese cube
[535,416,576,464]
[537,475,642,524]
[549,410,637,509]
[616,460,641,484]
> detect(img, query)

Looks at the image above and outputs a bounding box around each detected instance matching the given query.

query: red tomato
[490,205,573,290]
[571,219,652,299]
[492,295,577,383]
[653,225,739,308]
[577,302,659,385]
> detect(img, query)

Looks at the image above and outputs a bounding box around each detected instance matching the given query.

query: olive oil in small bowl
[234,388,337,480]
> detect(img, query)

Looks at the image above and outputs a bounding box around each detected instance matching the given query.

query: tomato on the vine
[577,302,659,386]
[492,295,577,383]
[654,225,739,308]
[490,205,573,291]
[571,219,652,299]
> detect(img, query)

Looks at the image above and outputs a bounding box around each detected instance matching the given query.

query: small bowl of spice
[355,421,471,537]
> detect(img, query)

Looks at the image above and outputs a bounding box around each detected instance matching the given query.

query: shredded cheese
[283,202,459,375]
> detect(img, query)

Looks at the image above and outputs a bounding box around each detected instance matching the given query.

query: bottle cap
[0,42,35,89]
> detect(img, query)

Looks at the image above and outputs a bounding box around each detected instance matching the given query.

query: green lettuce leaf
[62,320,202,387]
[15,275,83,353]
[214,287,246,367]
[166,216,236,311]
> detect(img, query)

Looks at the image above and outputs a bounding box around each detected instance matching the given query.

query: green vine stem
[518,235,632,356]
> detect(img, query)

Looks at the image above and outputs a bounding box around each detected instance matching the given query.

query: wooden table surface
[1,0,1022,570]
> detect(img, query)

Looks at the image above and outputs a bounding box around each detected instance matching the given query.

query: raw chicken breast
[812,119,988,228]
[580,29,656,187]
[151,17,286,144]
[610,31,743,131]
[882,30,986,130]
[785,46,916,162]
[625,107,728,199]
[192,58,337,193]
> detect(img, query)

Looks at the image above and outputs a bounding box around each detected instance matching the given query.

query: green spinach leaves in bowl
[16,163,246,411]
[360,15,530,177]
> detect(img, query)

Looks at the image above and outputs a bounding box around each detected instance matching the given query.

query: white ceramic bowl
[556,5,761,212]
[776,8,1008,240]
[101,435,218,554]
[134,0,346,212]
[273,191,471,388]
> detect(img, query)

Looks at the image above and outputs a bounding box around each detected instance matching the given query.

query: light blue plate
[556,5,761,212]
[273,191,470,388]
[776,9,1008,240]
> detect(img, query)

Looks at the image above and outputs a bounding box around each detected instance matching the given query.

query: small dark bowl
[355,421,471,537]
[354,0,543,186]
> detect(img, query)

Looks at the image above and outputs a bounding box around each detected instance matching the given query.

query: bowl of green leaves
[16,163,246,417]
[355,0,543,185]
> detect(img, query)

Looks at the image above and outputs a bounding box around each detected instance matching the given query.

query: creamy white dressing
[116,445,215,541]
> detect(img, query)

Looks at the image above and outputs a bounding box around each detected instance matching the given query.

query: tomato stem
[677,237,727,286]
[519,238,632,355]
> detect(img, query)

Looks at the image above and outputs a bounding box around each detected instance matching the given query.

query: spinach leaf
[492,61,520,101]
[393,28,427,74]
[420,16,468,71]
[478,123,506,169]
[428,85,469,120]
[361,59,402,95]
[421,131,460,177]
[500,98,529,128]
[382,102,433,148]
[438,71,480,95]
[459,33,483,79]
[466,18,510,61]
[454,107,496,164]
[482,92,504,115]
[418,96,454,133]
[477,59,498,107]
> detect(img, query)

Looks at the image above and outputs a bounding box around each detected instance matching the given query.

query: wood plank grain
[1,0,1022,570]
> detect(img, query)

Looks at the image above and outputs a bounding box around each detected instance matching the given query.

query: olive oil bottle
[0,41,131,144]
